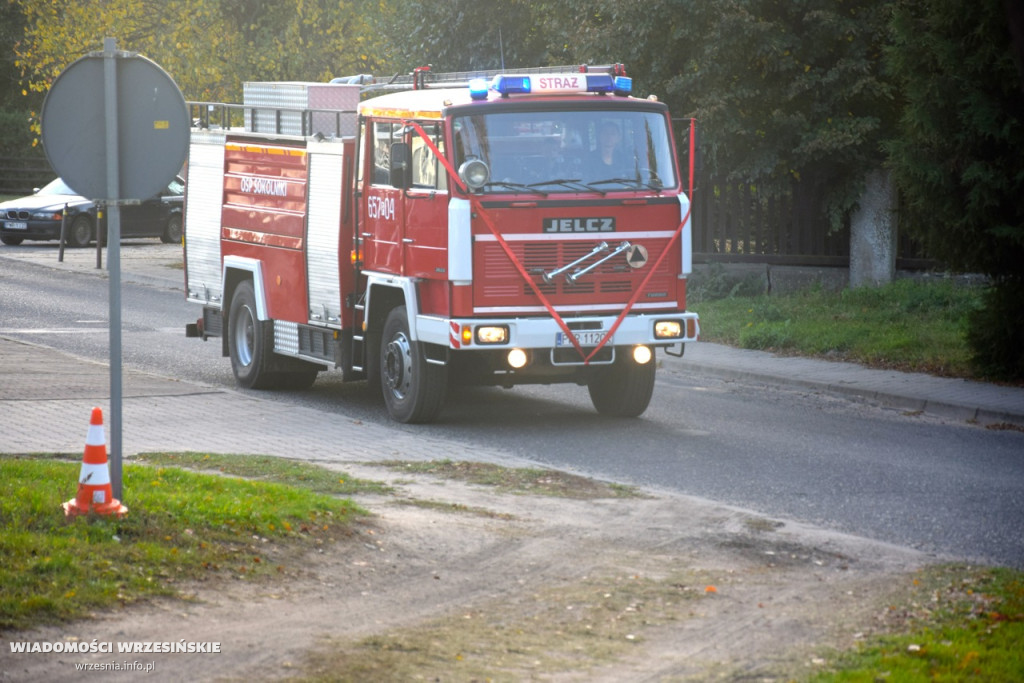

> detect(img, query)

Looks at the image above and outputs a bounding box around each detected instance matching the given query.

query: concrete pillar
[849,168,897,288]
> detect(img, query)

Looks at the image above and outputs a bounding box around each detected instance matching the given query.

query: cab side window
[411,123,447,191]
[371,122,401,185]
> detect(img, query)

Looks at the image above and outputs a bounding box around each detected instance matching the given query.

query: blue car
[0,176,184,247]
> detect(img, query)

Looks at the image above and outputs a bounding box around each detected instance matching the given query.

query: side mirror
[389,142,411,189]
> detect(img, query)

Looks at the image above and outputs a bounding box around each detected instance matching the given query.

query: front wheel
[228,280,276,389]
[67,214,93,248]
[161,214,183,244]
[587,349,657,417]
[379,306,447,423]
[1,235,23,246]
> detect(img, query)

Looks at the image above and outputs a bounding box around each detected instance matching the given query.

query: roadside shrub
[967,280,1024,381]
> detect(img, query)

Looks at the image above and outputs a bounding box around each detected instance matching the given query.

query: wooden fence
[0,157,52,197]
[689,173,932,270]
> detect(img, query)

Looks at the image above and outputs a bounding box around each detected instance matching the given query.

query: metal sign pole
[103,37,124,500]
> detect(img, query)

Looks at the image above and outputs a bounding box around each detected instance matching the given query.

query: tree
[567,0,898,231]
[373,0,573,73]
[11,0,385,116]
[886,0,1024,378]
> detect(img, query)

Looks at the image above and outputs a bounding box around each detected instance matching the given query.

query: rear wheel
[587,349,657,417]
[67,214,93,248]
[379,306,447,423]
[228,280,276,389]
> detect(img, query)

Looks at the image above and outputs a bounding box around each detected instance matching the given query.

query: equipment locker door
[306,146,345,326]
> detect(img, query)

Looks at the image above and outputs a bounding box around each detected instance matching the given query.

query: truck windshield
[452,108,678,193]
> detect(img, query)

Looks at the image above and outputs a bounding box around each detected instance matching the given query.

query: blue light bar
[485,72,631,97]
[585,74,614,93]
[491,75,531,96]
[469,78,489,100]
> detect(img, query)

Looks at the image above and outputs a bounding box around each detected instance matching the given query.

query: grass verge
[0,453,370,631]
[812,564,1024,681]
[690,278,982,378]
[378,459,641,499]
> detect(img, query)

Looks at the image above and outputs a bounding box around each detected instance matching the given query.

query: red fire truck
[183,65,699,423]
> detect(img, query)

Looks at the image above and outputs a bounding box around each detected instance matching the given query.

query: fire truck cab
[183,65,699,423]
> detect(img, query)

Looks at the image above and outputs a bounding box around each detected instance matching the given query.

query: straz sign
[543,217,616,233]
[533,74,585,94]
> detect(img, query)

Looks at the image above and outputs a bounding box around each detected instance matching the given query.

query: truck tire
[379,306,447,423]
[587,350,656,417]
[228,280,276,389]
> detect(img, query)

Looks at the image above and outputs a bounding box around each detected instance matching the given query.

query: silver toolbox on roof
[243,82,360,138]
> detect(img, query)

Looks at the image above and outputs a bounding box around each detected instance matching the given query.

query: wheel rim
[71,218,91,246]
[234,305,255,367]
[383,331,413,399]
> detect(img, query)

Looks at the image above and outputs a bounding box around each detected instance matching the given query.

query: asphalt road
[1,249,1022,568]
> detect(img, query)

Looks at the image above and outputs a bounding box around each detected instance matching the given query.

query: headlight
[475,325,509,345]
[458,159,490,191]
[654,320,683,339]
[30,210,63,221]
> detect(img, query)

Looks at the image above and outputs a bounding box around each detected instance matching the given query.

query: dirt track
[1,463,930,682]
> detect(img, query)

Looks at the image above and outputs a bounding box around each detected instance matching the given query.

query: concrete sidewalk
[1,241,1022,458]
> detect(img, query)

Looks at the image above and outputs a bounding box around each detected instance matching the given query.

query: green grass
[811,565,1024,682]
[0,453,369,630]
[690,278,983,378]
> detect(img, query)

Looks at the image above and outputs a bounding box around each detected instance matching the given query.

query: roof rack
[333,63,628,93]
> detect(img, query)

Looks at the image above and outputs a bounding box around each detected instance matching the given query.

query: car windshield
[452,108,678,193]
[37,178,78,196]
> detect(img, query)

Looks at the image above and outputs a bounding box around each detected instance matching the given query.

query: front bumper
[416,311,700,352]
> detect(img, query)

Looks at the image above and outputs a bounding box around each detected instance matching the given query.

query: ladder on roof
[335,63,628,93]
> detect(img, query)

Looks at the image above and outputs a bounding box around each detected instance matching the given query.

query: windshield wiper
[527,178,605,195]
[589,177,664,193]
[483,181,548,196]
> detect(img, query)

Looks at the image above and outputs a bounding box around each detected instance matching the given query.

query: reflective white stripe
[679,194,692,275]
[86,423,105,446]
[79,462,111,485]
[475,230,676,242]
[448,198,472,283]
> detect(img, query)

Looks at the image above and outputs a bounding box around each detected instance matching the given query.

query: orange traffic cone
[62,407,127,518]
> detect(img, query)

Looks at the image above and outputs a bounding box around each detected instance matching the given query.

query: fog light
[507,348,528,369]
[476,325,509,344]
[654,320,682,339]
[632,345,653,364]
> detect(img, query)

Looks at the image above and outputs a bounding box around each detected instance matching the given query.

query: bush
[967,280,1024,381]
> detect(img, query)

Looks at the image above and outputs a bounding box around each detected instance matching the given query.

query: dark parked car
[0,176,184,247]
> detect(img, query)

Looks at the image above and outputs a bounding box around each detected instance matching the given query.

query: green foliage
[372,0,573,72]
[966,280,1024,381]
[812,565,1024,682]
[10,0,386,144]
[691,278,983,377]
[568,0,897,231]
[885,0,1024,280]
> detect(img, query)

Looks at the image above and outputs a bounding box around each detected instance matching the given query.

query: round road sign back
[41,48,188,201]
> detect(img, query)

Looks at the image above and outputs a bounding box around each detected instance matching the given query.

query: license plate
[556,329,609,347]
[3,221,28,230]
